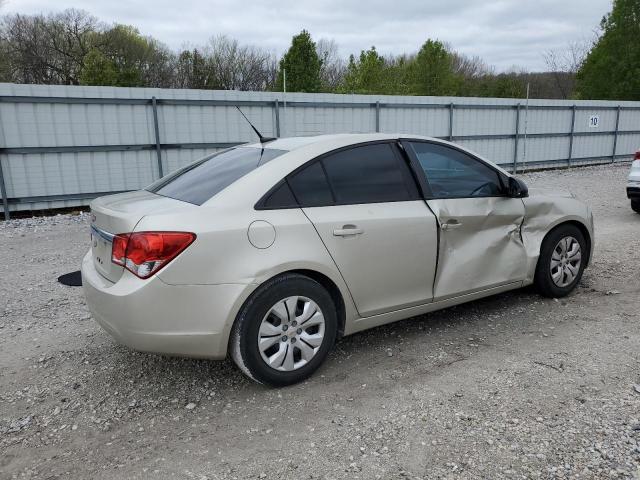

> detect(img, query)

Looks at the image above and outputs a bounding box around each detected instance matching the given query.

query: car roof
[243,133,405,152]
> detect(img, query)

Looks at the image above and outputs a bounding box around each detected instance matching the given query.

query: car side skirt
[345,281,522,335]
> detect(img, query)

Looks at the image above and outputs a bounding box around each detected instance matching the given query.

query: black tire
[534,224,587,298]
[632,199,640,214]
[229,273,337,387]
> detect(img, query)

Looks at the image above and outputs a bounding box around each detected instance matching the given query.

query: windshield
[147,147,287,205]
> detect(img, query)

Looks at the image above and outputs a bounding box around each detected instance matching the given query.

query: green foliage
[487,74,526,98]
[277,30,322,92]
[341,47,391,94]
[80,24,172,87]
[407,40,459,96]
[340,40,465,96]
[576,0,640,100]
[80,49,118,86]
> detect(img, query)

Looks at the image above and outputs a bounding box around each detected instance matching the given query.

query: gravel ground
[1,163,639,480]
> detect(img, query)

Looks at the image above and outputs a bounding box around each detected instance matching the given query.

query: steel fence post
[375,101,381,133]
[612,105,621,162]
[568,105,576,167]
[513,104,521,174]
[0,155,9,220]
[448,103,454,141]
[151,96,164,179]
[274,99,281,137]
[0,99,9,219]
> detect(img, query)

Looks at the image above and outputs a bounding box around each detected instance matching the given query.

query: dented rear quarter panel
[521,188,594,284]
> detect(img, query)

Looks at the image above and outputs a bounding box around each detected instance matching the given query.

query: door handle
[333,225,364,237]
[441,220,462,231]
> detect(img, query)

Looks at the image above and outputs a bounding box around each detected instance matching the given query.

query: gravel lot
[1,163,639,480]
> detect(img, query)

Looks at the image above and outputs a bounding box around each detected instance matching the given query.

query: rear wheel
[534,224,586,298]
[632,199,640,214]
[230,273,337,386]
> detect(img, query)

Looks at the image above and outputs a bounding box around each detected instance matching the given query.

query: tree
[340,47,387,94]
[173,48,212,89]
[316,38,346,91]
[407,40,459,96]
[206,35,277,90]
[543,41,589,99]
[576,0,640,100]
[80,24,173,87]
[490,73,526,98]
[80,49,117,85]
[0,9,98,84]
[277,30,322,92]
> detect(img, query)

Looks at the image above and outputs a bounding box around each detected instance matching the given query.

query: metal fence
[1,83,639,219]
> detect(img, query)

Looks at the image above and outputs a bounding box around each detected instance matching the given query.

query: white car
[82,134,594,386]
[627,150,640,213]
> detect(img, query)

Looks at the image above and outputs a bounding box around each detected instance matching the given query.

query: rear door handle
[333,225,364,237]
[441,219,462,231]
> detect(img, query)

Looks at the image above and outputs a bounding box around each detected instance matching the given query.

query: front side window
[409,142,503,198]
[148,147,286,205]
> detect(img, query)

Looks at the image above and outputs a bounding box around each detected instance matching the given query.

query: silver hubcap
[550,236,581,287]
[258,296,325,371]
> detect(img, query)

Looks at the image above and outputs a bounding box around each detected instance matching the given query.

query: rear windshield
[147,147,287,205]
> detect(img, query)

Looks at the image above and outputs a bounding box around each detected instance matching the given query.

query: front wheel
[230,273,337,386]
[632,199,640,214]
[534,224,586,298]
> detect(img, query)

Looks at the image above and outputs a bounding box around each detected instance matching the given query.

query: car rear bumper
[81,251,253,359]
[627,185,640,199]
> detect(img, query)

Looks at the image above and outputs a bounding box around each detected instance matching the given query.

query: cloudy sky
[3,0,611,71]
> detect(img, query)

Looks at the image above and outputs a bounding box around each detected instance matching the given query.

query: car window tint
[147,147,287,205]
[321,144,413,204]
[288,161,334,207]
[262,181,298,209]
[409,142,503,198]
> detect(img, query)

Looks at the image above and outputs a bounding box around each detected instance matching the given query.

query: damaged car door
[403,141,527,301]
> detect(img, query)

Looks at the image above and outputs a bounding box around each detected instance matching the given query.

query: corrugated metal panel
[1,82,639,217]
[454,107,517,136]
[518,136,570,164]
[616,133,640,157]
[380,107,449,137]
[573,135,615,159]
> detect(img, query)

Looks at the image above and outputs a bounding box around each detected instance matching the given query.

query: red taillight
[111,234,129,266]
[635,150,640,160]
[111,232,196,279]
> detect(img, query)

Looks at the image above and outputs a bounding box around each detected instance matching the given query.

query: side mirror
[507,177,529,198]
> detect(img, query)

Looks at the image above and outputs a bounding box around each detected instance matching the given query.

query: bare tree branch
[316,38,346,91]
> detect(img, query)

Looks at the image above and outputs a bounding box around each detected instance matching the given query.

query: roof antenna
[235,106,276,144]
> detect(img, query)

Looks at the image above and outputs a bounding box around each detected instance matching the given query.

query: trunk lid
[89,190,195,283]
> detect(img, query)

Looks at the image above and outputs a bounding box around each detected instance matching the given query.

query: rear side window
[148,147,286,205]
[321,143,416,204]
[261,181,298,209]
[288,161,334,207]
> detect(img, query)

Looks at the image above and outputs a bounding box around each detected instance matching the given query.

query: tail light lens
[111,232,196,279]
[635,150,640,160]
